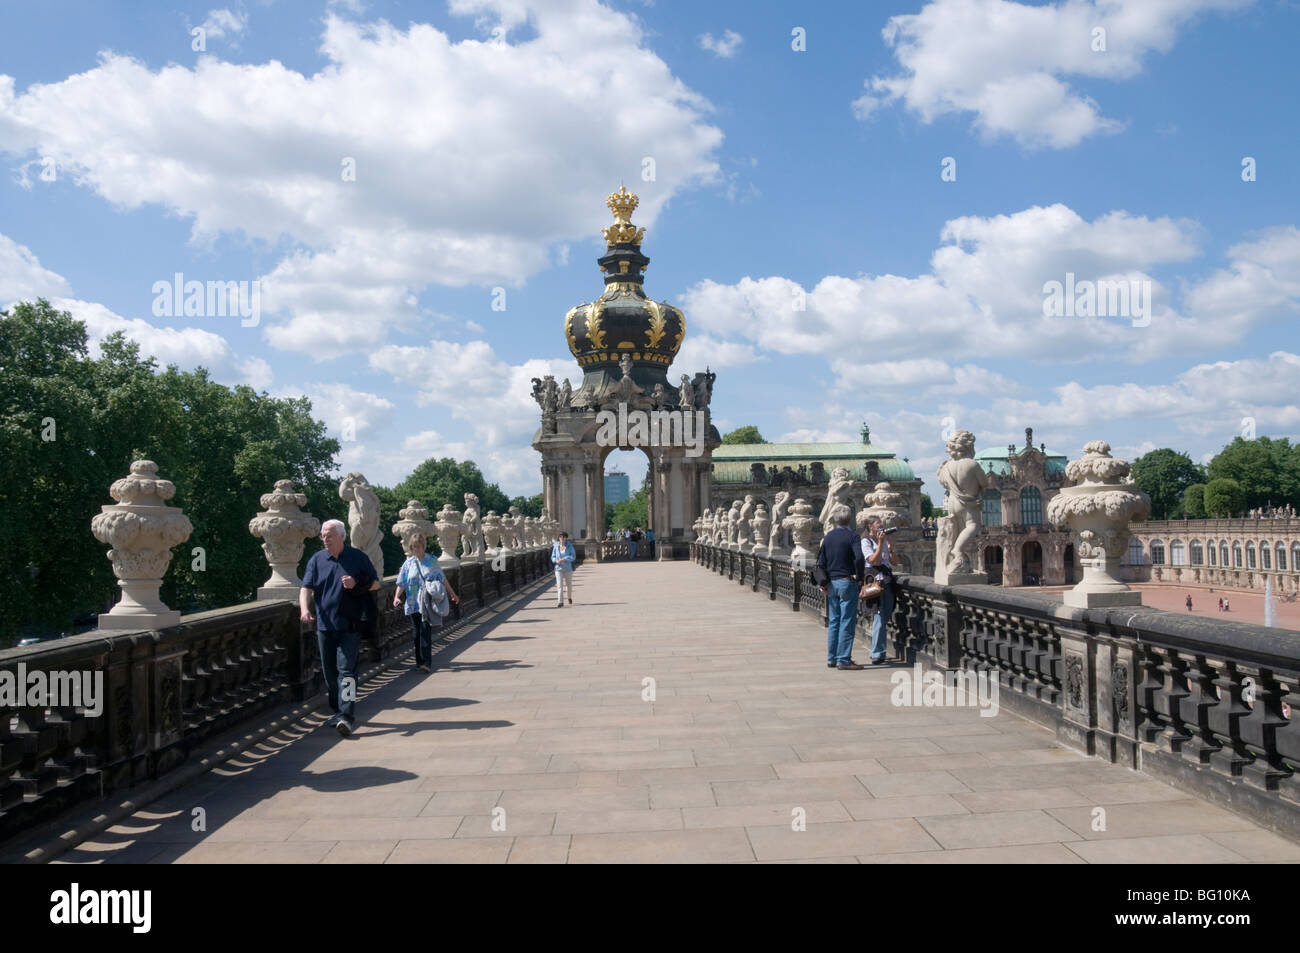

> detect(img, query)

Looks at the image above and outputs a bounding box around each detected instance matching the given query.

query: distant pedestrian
[1225,598,1231,612]
[552,530,576,607]
[1218,597,1224,612]
[860,516,894,665]
[300,519,380,737]
[816,504,865,670]
[646,527,655,559]
[629,526,642,560]
[1186,595,1193,612]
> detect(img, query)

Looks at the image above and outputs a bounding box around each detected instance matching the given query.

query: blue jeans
[410,612,436,668]
[826,578,859,666]
[318,629,361,723]
[629,541,638,559]
[868,584,894,661]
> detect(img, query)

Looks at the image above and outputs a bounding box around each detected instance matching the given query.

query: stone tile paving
[55,561,1300,864]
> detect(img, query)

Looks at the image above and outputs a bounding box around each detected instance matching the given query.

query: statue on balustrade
[339,471,385,577]
[767,490,792,556]
[818,466,854,535]
[935,430,989,582]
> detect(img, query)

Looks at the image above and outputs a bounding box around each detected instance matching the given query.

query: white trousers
[554,567,573,604]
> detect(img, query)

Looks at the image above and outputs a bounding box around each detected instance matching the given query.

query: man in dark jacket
[300,519,380,736]
[817,504,866,670]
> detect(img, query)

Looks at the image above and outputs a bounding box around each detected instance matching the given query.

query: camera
[882,526,899,535]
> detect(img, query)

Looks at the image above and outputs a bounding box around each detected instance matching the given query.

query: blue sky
[1,0,1297,500]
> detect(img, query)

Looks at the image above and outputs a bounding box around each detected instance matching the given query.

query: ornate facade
[971,428,1077,587]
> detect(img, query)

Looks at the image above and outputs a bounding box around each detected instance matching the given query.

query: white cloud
[856,0,1252,148]
[198,8,249,41]
[699,30,743,58]
[295,381,395,442]
[0,5,723,358]
[0,233,71,301]
[680,205,1299,371]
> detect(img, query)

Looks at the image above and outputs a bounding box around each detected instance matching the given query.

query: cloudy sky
[1,0,1296,499]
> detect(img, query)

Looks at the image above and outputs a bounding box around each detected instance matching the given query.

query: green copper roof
[713,442,898,460]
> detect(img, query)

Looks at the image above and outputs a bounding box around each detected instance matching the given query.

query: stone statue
[738,494,756,553]
[693,367,715,409]
[726,500,742,550]
[339,471,384,577]
[934,431,988,584]
[751,504,770,556]
[482,510,504,555]
[559,378,573,409]
[460,493,484,562]
[768,490,791,556]
[249,480,321,599]
[679,374,695,411]
[818,466,854,535]
[651,382,667,408]
[503,505,524,551]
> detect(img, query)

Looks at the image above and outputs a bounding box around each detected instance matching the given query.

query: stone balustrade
[691,539,1300,841]
[0,549,549,845]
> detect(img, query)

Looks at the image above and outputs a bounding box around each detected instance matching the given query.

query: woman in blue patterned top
[392,533,459,673]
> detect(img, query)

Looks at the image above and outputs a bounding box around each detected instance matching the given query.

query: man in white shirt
[860,517,893,665]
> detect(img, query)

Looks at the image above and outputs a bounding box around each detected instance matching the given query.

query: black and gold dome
[565,187,687,406]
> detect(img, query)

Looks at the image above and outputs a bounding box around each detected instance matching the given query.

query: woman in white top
[860,517,893,665]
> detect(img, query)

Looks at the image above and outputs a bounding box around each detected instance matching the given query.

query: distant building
[605,470,630,504]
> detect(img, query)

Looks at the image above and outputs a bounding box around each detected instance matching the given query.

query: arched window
[982,489,1002,527]
[1190,541,1203,566]
[1293,543,1300,572]
[1170,540,1186,566]
[1208,540,1217,566]
[1233,542,1243,568]
[1262,542,1272,570]
[1277,543,1287,572]
[1020,487,1043,525]
[1247,543,1257,569]
[1151,541,1165,565]
[1125,538,1144,565]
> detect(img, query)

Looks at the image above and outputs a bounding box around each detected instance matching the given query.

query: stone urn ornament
[433,503,464,568]
[482,511,504,556]
[858,481,909,532]
[91,460,193,629]
[249,479,321,599]
[391,500,436,557]
[783,498,817,570]
[1047,441,1151,608]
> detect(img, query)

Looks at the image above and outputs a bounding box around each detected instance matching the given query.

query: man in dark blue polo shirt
[817,504,866,670]
[300,519,380,736]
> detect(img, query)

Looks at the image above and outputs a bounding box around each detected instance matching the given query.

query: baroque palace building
[1125,517,1300,595]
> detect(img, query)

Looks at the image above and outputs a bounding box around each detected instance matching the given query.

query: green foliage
[604,502,615,531]
[383,457,516,563]
[1207,437,1299,511]
[1183,483,1206,519]
[920,494,935,518]
[611,488,649,532]
[721,425,767,445]
[511,493,545,518]
[0,299,342,643]
[1204,478,1246,518]
[1130,449,1204,520]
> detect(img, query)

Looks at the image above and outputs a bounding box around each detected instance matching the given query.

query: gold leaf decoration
[645,300,667,349]
[564,305,579,353]
[670,305,685,352]
[587,301,607,349]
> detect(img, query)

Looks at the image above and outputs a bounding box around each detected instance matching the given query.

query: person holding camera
[861,516,894,665]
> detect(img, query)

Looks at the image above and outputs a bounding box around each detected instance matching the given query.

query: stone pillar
[584,460,599,540]
[91,460,193,630]
[656,450,672,559]
[559,464,573,535]
[249,479,321,600]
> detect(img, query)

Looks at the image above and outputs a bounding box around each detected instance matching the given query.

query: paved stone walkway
[58,562,1300,863]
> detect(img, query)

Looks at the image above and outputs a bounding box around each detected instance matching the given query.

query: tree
[510,493,545,517]
[920,494,935,519]
[721,425,767,445]
[611,488,649,532]
[384,458,517,564]
[1130,449,1204,520]
[1183,483,1206,519]
[1204,478,1246,518]
[0,300,342,643]
[1207,437,1299,511]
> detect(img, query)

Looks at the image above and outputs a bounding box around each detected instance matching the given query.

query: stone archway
[983,545,1004,585]
[1022,540,1044,586]
[531,186,721,561]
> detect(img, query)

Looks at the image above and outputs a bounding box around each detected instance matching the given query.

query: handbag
[412,559,451,619]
